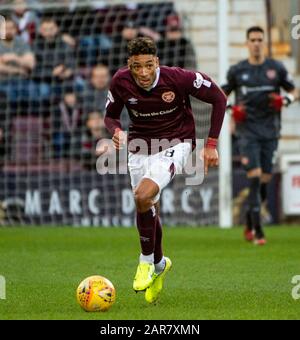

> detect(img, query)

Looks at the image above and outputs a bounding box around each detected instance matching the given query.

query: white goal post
[217,0,233,228]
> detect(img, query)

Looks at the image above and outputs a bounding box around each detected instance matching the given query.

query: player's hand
[112,128,127,150]
[229,104,247,123]
[200,138,219,175]
[52,64,65,77]
[269,93,295,111]
[202,148,219,176]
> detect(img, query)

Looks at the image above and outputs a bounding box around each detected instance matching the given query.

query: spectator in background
[78,31,111,68]
[108,20,162,76]
[51,85,82,159]
[157,14,197,70]
[108,19,160,75]
[0,18,38,103]
[80,64,110,114]
[108,20,140,75]
[32,17,75,99]
[11,0,40,44]
[81,111,110,169]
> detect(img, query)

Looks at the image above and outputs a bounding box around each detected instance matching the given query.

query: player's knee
[247,168,262,178]
[134,190,153,212]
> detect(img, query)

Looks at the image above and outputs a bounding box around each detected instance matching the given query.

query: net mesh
[0,1,218,226]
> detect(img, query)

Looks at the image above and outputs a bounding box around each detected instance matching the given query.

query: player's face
[247,32,265,59]
[128,55,159,89]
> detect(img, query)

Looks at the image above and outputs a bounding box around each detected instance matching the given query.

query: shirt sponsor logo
[266,69,277,80]
[242,74,249,81]
[162,91,175,103]
[241,85,276,95]
[131,106,178,118]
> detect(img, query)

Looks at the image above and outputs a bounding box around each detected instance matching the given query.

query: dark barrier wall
[0,168,279,227]
[0,170,220,227]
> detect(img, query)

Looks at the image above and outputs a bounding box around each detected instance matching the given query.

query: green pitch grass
[0,226,299,320]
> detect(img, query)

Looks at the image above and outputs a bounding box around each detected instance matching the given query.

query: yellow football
[76,275,116,312]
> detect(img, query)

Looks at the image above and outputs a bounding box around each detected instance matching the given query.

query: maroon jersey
[105,66,226,153]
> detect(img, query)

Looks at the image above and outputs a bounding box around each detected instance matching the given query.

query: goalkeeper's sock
[136,207,156,256]
[154,216,163,265]
[260,182,268,203]
[251,208,263,233]
[248,177,263,234]
[248,177,261,208]
[245,210,252,230]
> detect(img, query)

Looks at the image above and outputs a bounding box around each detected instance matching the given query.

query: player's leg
[260,176,270,203]
[153,202,163,266]
[153,203,169,277]
[143,143,190,265]
[145,203,172,304]
[144,143,191,303]
[239,138,262,242]
[134,179,160,268]
[260,139,279,226]
[260,173,272,224]
[247,168,265,244]
[128,153,157,291]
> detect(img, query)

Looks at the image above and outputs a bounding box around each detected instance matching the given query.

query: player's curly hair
[127,37,157,56]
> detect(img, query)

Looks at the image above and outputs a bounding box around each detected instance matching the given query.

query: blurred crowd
[0,1,197,169]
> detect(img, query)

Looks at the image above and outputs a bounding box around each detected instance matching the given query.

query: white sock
[155,257,166,274]
[139,253,154,264]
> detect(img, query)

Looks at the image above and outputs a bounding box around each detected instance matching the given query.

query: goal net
[0,0,219,227]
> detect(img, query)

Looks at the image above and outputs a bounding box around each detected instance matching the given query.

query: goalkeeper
[104,37,226,303]
[222,26,298,245]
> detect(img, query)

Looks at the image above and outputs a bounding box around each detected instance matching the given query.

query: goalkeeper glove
[269,93,295,111]
[227,104,247,123]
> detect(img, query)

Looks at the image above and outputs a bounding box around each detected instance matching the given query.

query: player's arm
[0,62,27,76]
[269,63,299,110]
[200,77,227,175]
[104,84,126,150]
[221,66,236,97]
[183,70,227,174]
[220,66,248,123]
[13,52,35,71]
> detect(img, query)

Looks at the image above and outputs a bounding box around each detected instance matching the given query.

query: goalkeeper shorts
[238,137,278,174]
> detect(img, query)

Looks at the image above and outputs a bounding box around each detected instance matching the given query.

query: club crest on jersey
[266,69,277,79]
[162,91,175,103]
[242,74,249,81]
